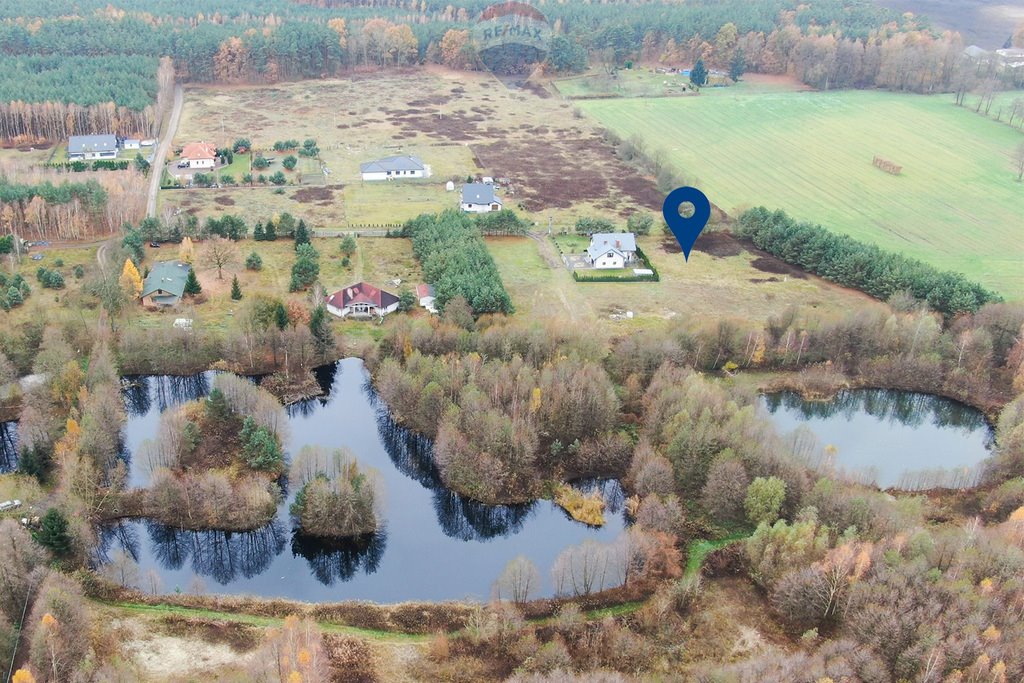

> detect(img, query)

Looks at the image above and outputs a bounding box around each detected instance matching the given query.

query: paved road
[146,85,184,219]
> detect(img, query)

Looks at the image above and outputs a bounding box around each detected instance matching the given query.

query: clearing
[161,67,666,229]
[487,231,879,332]
[580,87,1024,298]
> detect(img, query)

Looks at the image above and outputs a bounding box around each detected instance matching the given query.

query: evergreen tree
[253,221,266,241]
[340,234,357,258]
[294,219,310,249]
[264,220,277,241]
[398,287,416,312]
[690,58,708,87]
[245,252,263,271]
[309,304,334,357]
[33,508,71,556]
[183,268,202,296]
[230,275,242,300]
[274,301,289,330]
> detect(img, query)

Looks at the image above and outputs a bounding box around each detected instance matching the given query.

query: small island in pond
[126,374,288,531]
[289,445,383,539]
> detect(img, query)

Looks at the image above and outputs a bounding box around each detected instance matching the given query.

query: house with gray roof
[460,183,502,213]
[141,261,192,307]
[68,134,118,161]
[587,233,637,269]
[360,155,431,181]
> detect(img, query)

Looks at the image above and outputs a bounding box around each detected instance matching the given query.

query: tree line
[735,207,1001,318]
[403,210,513,315]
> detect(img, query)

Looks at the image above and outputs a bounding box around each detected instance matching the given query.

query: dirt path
[527,232,577,322]
[147,85,184,219]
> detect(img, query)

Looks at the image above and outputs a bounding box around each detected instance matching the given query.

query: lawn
[580,89,1024,298]
[486,232,880,332]
[128,236,422,334]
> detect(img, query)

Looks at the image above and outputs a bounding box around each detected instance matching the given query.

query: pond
[99,358,627,602]
[760,389,994,489]
[0,420,16,473]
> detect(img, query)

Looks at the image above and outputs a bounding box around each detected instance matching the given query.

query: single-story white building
[180,142,218,169]
[325,282,400,319]
[588,232,637,269]
[122,139,141,150]
[68,134,118,161]
[360,155,431,181]
[461,183,502,213]
[416,283,437,314]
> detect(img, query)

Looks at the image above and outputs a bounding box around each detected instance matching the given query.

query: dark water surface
[101,359,626,602]
[0,420,16,473]
[760,389,994,489]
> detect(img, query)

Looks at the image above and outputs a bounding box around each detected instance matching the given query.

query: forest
[0,166,147,240]
[0,0,996,143]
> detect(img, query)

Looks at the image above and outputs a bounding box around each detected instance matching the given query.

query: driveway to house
[146,85,184,218]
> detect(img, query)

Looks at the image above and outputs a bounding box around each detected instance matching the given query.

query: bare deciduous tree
[200,236,238,280]
[493,556,541,604]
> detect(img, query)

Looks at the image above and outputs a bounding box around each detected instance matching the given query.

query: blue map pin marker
[662,186,711,261]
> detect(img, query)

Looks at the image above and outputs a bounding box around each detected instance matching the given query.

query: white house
[588,232,637,269]
[180,142,218,169]
[360,155,431,181]
[325,282,400,319]
[68,134,118,161]
[461,183,502,213]
[122,139,141,150]
[416,283,437,314]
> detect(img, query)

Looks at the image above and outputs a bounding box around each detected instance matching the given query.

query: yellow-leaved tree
[12,669,36,683]
[119,258,143,298]
[179,236,194,264]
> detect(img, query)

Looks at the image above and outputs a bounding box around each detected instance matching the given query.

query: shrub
[575,216,615,235]
[282,155,298,171]
[245,252,263,271]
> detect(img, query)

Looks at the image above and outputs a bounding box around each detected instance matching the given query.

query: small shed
[445,180,455,192]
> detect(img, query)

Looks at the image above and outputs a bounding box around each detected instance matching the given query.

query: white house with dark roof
[460,183,502,213]
[68,134,118,161]
[587,233,637,269]
[360,155,431,181]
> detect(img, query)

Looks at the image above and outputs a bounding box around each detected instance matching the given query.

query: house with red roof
[180,141,218,169]
[325,282,400,319]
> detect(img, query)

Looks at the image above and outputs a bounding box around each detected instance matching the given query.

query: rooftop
[68,134,117,154]
[587,232,637,260]
[360,155,426,174]
[326,282,399,309]
[461,183,499,205]
[141,261,192,300]
[181,142,218,160]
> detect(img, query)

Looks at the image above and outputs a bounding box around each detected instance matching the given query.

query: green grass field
[581,89,1024,298]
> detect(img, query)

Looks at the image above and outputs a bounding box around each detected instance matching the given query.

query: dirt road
[146,85,184,219]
